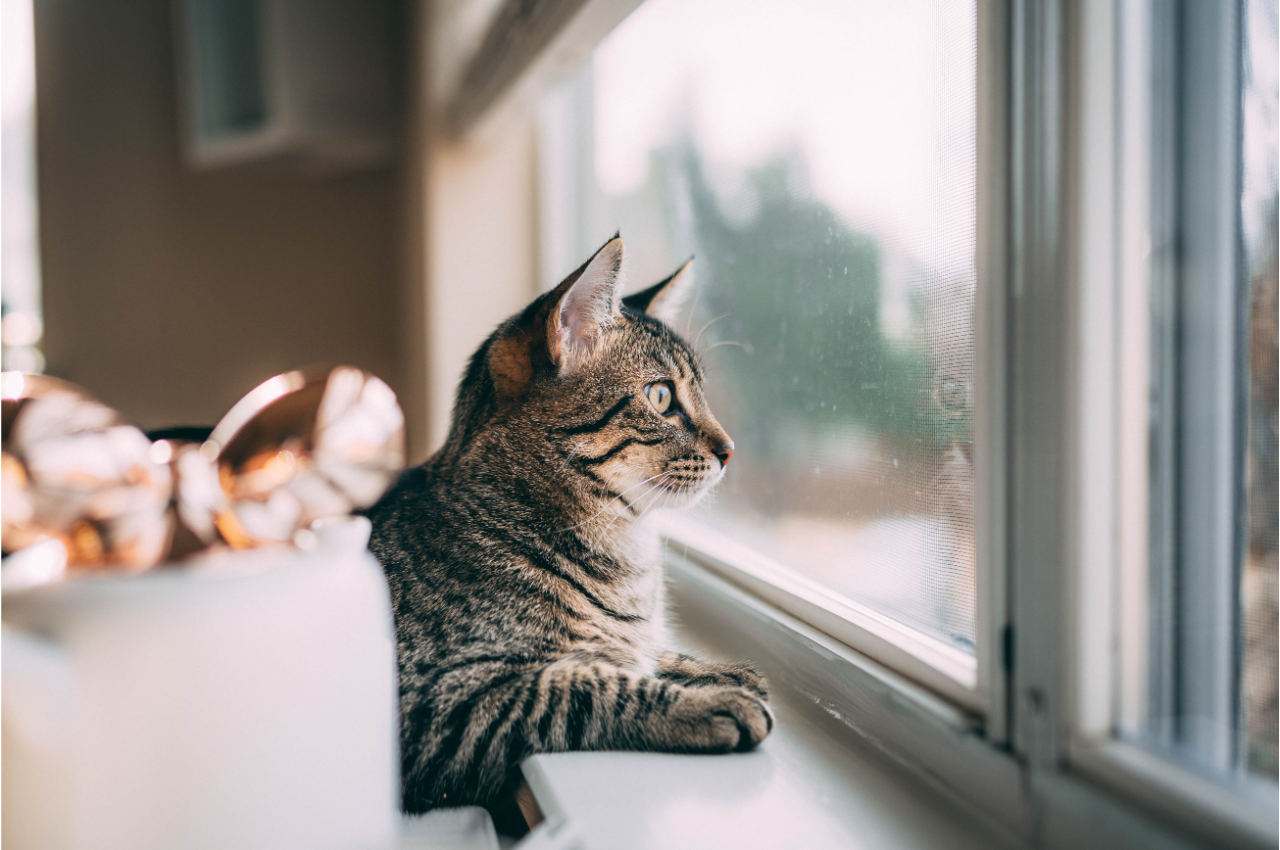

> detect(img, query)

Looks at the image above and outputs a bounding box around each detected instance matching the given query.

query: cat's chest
[600,546,669,674]
[610,529,666,613]
[620,569,668,676]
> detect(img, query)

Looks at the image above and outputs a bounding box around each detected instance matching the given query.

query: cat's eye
[645,382,673,415]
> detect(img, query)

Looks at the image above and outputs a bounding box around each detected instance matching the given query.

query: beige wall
[422,118,539,450]
[33,0,412,442]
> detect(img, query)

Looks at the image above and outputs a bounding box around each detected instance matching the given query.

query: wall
[422,117,538,450]
[33,0,412,442]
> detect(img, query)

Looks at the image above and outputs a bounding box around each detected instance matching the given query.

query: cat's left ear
[546,235,625,374]
[622,258,694,326]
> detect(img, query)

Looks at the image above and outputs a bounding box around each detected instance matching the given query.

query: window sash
[527,0,1007,718]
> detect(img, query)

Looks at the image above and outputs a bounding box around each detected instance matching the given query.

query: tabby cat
[365,236,773,816]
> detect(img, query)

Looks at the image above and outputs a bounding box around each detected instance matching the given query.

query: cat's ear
[622,257,694,326]
[546,235,625,374]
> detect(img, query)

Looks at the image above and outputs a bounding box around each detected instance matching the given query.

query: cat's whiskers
[701,340,744,355]
[589,470,675,542]
[564,436,596,461]
[587,472,675,551]
[634,480,674,525]
[556,469,674,534]
[685,288,703,339]
[692,313,731,350]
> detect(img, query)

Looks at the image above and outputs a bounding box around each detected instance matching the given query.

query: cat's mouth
[605,451,726,515]
[649,459,724,501]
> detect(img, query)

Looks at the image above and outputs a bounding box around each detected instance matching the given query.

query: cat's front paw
[657,654,771,702]
[724,662,770,702]
[684,687,774,753]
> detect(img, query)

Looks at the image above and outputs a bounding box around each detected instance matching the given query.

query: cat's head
[447,236,733,521]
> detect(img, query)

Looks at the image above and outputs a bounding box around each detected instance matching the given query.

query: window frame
[415,0,1279,846]
[1064,0,1276,841]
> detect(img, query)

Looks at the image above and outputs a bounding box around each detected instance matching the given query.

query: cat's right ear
[546,236,625,375]
[487,236,625,400]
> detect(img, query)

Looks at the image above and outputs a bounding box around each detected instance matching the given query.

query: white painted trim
[1068,737,1279,849]
[1114,0,1155,736]
[1064,0,1121,742]
[658,516,982,711]
[658,538,1273,850]
[974,0,1011,744]
[436,0,643,148]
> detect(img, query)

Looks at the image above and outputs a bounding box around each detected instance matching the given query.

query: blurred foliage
[654,146,970,469]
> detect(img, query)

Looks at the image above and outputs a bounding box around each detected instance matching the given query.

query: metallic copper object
[199,365,405,549]
[1,372,173,570]
[1,366,404,581]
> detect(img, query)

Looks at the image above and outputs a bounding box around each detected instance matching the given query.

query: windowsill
[516,534,1275,850]
[516,544,1018,850]
[520,708,1014,850]
[519,621,1016,850]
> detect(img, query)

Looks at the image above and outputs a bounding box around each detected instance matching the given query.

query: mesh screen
[542,0,977,650]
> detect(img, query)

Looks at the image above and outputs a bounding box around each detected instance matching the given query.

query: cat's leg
[403,655,773,811]
[523,657,775,755]
[656,652,770,700]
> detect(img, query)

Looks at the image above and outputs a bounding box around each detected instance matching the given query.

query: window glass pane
[540,0,977,652]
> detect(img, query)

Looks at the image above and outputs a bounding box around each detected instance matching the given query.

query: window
[1064,0,1277,839]
[539,0,983,696]
[1112,0,1277,790]
[427,0,1279,844]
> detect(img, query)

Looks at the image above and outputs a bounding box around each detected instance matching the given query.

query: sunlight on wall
[1,0,44,373]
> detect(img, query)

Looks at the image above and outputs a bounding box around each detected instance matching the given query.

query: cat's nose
[713,440,734,468]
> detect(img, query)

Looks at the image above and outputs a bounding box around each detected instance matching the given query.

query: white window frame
[409,1,1279,847]
[1066,0,1276,843]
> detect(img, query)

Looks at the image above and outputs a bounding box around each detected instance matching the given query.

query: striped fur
[366,238,772,814]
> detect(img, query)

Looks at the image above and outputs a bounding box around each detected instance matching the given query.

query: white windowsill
[512,530,1273,850]
[519,710,1014,850]
[513,529,1015,850]
[517,601,1016,850]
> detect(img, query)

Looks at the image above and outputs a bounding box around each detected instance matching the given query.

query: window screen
[540,0,978,651]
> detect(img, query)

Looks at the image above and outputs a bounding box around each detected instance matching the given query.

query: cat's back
[366,461,507,580]
[366,465,445,573]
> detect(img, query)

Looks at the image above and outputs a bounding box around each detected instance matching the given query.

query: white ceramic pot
[2,517,399,850]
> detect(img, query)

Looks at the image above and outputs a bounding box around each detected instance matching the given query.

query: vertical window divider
[1007,0,1069,769]
[975,0,1013,746]
[1063,0,1122,746]
[1164,0,1247,772]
